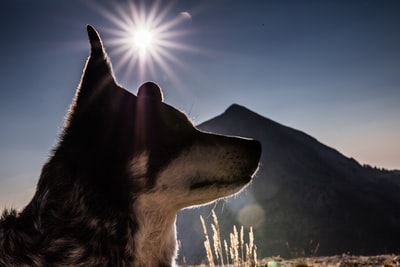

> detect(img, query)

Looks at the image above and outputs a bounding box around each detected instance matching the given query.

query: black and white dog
[0,26,261,267]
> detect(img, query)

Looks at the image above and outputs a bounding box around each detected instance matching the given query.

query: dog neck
[132,194,178,267]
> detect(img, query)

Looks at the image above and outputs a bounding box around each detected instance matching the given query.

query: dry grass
[200,210,258,267]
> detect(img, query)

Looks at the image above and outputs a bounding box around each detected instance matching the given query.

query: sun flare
[133,29,153,50]
[94,1,195,85]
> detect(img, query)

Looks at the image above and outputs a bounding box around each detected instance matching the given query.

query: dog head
[57,25,261,212]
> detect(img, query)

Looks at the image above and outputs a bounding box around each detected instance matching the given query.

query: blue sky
[1,0,399,208]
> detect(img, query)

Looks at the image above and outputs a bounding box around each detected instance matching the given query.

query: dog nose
[246,139,262,172]
[250,139,262,160]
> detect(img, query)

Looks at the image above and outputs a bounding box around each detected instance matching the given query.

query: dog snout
[217,134,261,176]
[197,131,261,176]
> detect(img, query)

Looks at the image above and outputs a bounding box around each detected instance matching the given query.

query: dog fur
[0,25,261,267]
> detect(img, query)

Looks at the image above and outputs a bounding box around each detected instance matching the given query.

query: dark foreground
[260,254,400,267]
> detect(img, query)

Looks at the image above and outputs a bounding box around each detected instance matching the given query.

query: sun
[132,29,153,51]
[93,1,195,85]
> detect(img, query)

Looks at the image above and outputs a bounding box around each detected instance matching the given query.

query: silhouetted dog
[0,26,261,266]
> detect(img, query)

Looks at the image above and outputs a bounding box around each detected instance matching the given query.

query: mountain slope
[176,104,400,264]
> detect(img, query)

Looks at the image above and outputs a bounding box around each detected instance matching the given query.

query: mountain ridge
[218,103,390,170]
[177,103,400,264]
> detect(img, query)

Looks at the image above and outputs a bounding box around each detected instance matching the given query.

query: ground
[259,254,400,267]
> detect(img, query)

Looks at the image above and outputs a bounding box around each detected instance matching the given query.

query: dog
[0,25,261,267]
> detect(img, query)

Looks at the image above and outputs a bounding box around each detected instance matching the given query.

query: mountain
[176,104,400,264]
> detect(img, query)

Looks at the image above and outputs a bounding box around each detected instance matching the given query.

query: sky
[0,0,399,209]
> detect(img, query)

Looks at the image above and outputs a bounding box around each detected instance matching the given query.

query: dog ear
[63,25,119,131]
[137,81,164,102]
[84,24,115,88]
[72,25,117,108]
[87,25,105,58]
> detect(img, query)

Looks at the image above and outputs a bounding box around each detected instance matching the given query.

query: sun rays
[92,1,195,86]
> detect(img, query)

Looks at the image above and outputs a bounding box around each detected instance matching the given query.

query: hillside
[176,104,400,264]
